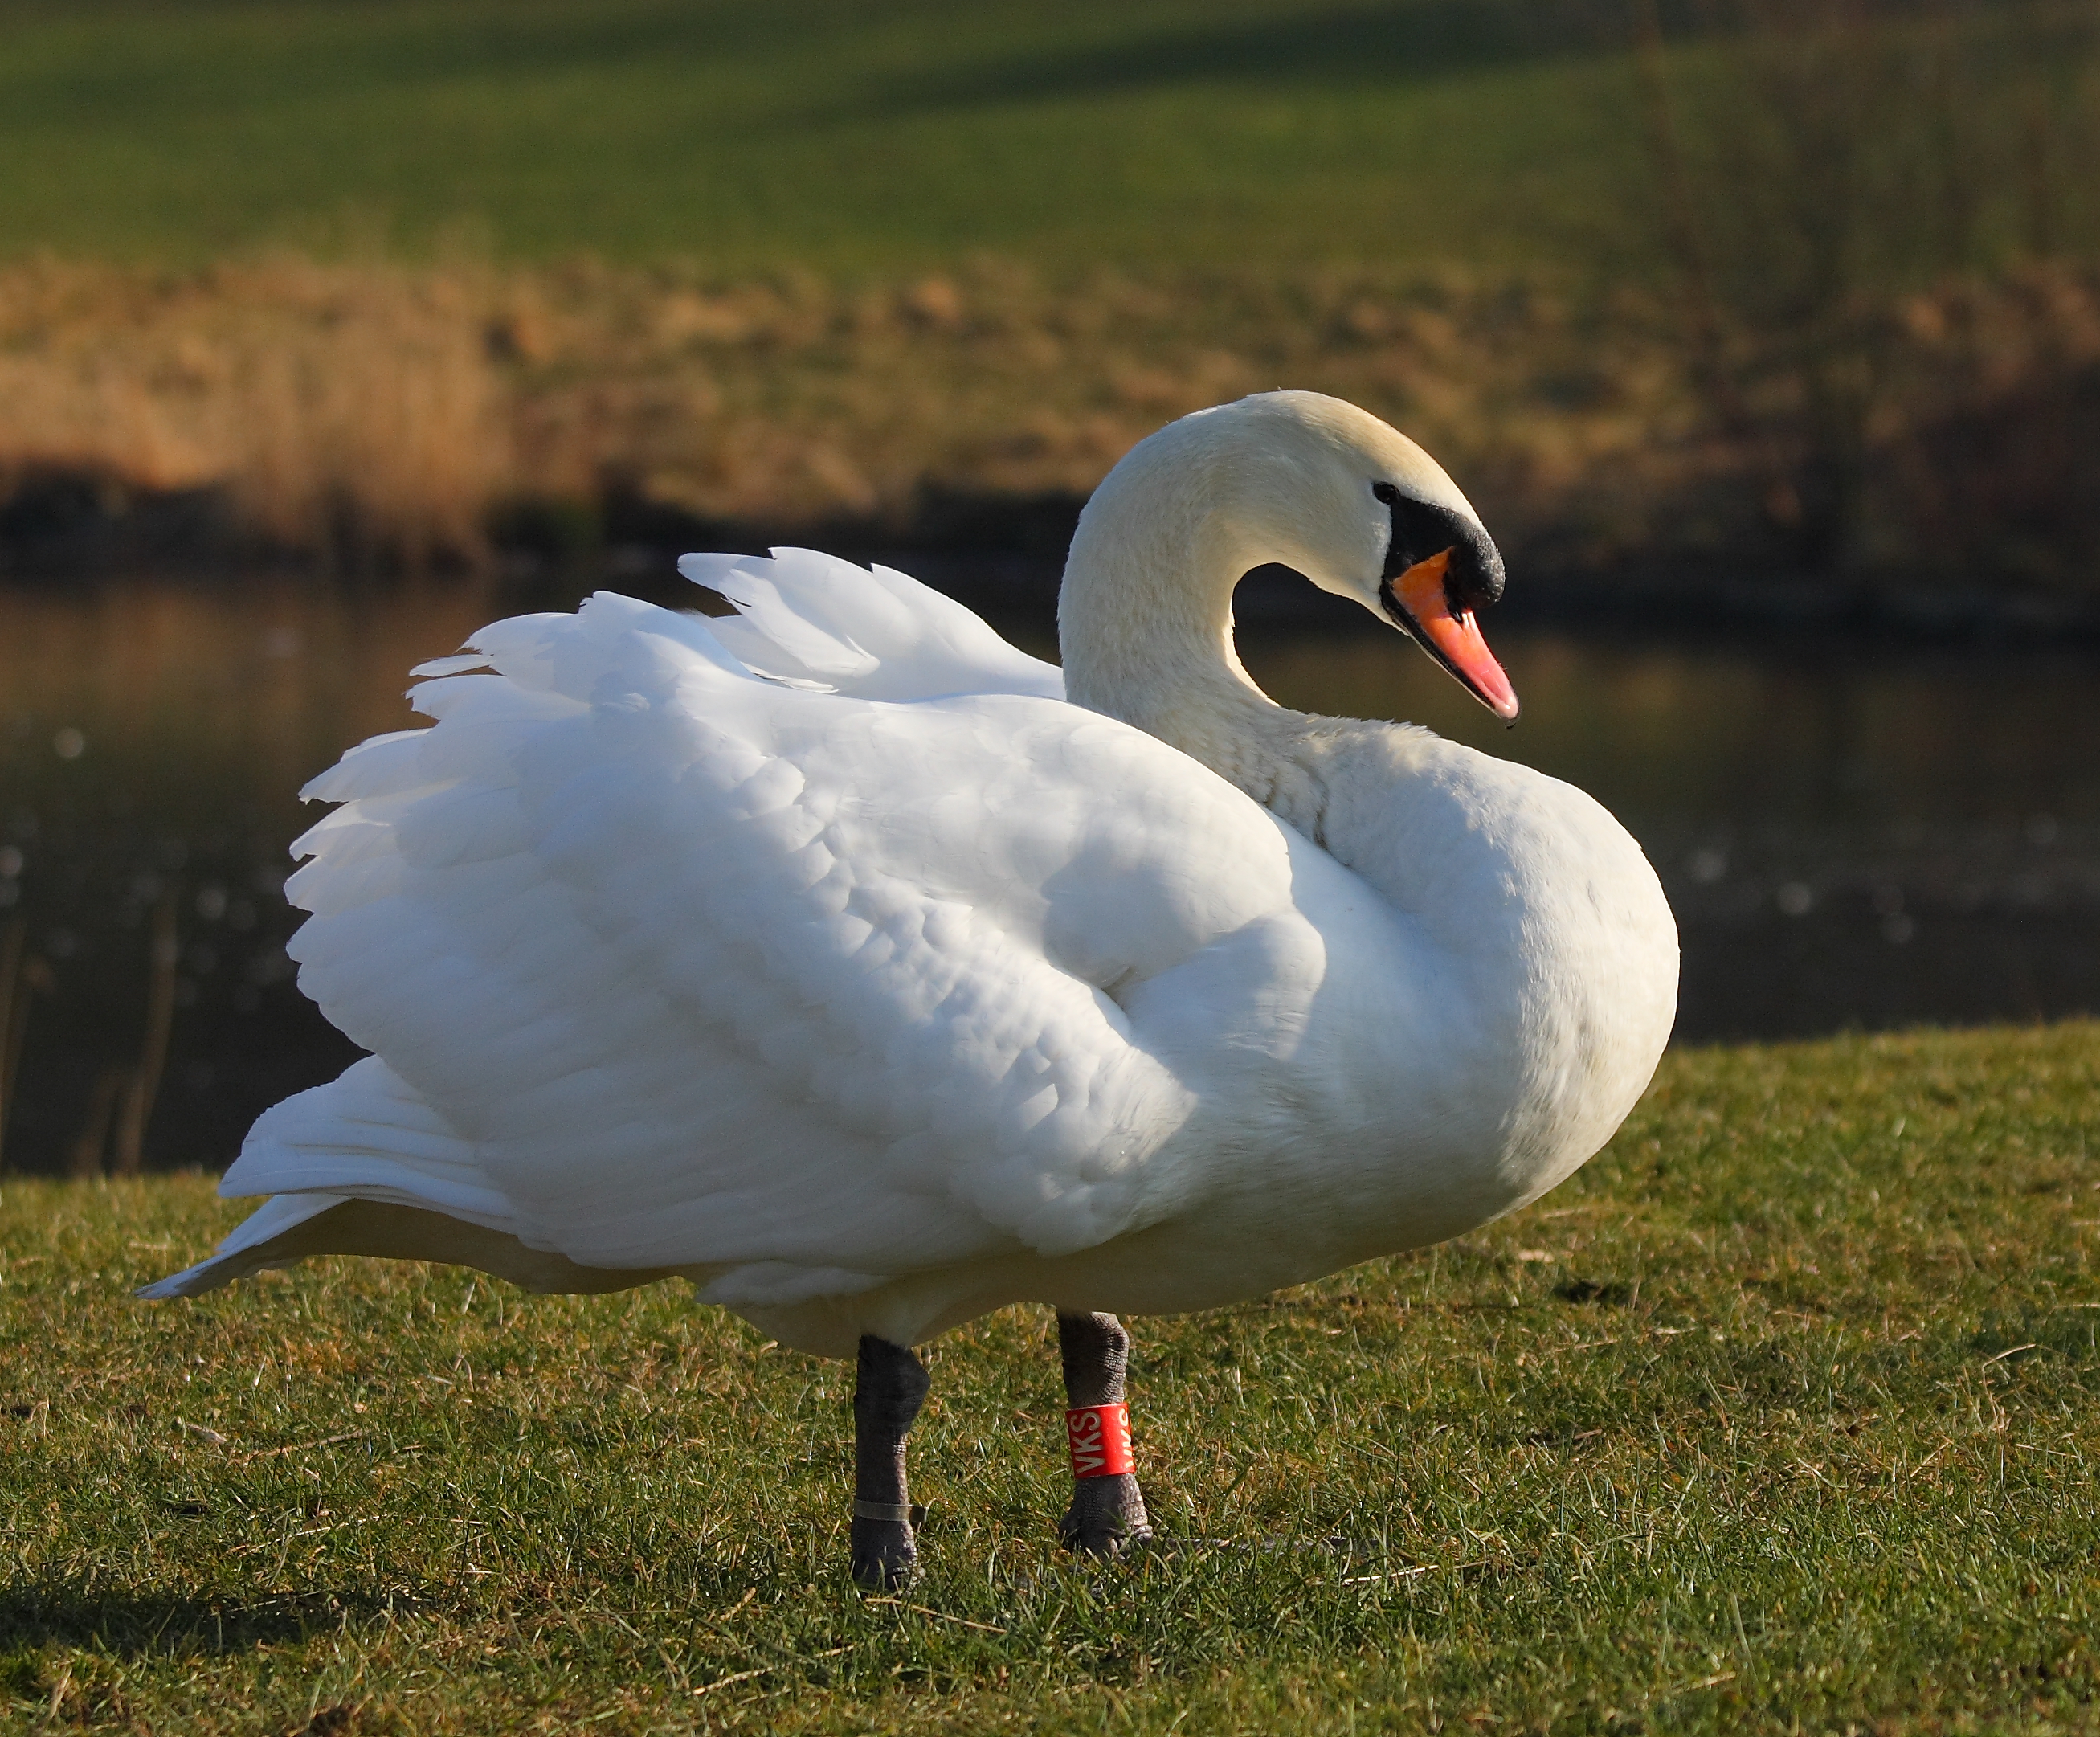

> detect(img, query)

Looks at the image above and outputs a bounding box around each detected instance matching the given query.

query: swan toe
[1058,1473,1152,1559]
[849,1512,921,1589]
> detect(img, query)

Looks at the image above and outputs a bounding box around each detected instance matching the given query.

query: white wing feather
[679,547,1064,701]
[202,562,1306,1302]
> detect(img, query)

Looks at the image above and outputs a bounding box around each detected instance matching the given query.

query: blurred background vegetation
[3,0,2099,1180]
[1,0,2096,597]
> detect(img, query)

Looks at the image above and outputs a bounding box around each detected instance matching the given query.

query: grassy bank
[7,254,2100,595]
[2,1021,2098,1732]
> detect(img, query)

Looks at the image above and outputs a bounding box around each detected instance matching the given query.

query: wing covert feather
[258,592,1305,1281]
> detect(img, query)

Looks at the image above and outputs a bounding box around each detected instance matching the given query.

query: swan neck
[1056,443,1296,779]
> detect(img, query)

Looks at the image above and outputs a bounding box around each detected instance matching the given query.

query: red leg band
[1065,1403,1134,1478]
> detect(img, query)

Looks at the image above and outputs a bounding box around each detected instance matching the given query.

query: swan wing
[217,586,1302,1296]
[677,546,1066,701]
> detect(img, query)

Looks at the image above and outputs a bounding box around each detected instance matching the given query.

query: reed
[2,252,2098,587]
[109,894,178,1179]
[55,896,182,1179]
[0,918,54,1171]
[1629,0,2100,574]
[0,255,506,570]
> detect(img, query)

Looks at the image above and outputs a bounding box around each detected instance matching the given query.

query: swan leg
[1056,1310,1152,1557]
[849,1334,931,1589]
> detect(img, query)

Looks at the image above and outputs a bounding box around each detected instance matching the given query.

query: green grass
[3,0,2090,288]
[3,1021,2098,1734]
[0,0,1640,272]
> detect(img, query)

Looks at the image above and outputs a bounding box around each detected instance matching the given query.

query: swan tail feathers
[139,1191,678,1301]
[137,1191,349,1298]
[141,1057,512,1298]
[143,1057,682,1299]
[219,1056,518,1230]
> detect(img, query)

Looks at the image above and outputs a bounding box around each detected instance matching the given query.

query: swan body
[149,392,1678,1367]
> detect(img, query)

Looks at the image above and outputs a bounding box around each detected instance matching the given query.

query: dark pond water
[1,570,2096,1178]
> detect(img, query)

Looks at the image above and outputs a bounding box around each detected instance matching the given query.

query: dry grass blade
[860,1598,1007,1633]
[236,1433,369,1465]
[688,1645,850,1698]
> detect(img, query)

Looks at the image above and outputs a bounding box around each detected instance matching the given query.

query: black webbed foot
[1058,1471,1152,1559]
[850,1336,930,1588]
[1055,1310,1152,1559]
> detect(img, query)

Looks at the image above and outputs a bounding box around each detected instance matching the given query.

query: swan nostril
[1446,540,1506,615]
[1447,578,1497,618]
[1444,558,1489,619]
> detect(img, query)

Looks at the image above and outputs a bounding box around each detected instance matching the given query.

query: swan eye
[1371,482,1399,505]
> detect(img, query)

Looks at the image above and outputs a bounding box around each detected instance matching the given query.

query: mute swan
[148,391,1677,1587]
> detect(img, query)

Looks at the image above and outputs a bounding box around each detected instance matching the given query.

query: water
[1,572,2095,1178]
[1241,622,2100,1042]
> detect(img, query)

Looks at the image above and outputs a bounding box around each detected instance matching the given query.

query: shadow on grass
[1974,1308,2100,1371]
[0,1585,400,1658]
[856,0,1604,121]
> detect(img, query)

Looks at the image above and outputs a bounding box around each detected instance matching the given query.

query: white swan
[148,391,1677,1584]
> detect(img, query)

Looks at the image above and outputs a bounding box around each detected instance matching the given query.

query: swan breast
[1306,723,1680,1228]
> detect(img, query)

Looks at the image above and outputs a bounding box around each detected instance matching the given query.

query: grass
[2,1,2091,280]
[2,1020,2098,1733]
[0,0,1638,273]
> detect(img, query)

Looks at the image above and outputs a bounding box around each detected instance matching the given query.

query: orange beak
[1383,549,1519,723]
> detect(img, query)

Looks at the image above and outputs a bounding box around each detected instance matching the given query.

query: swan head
[1211,392,1518,721]
[1062,390,1519,724]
